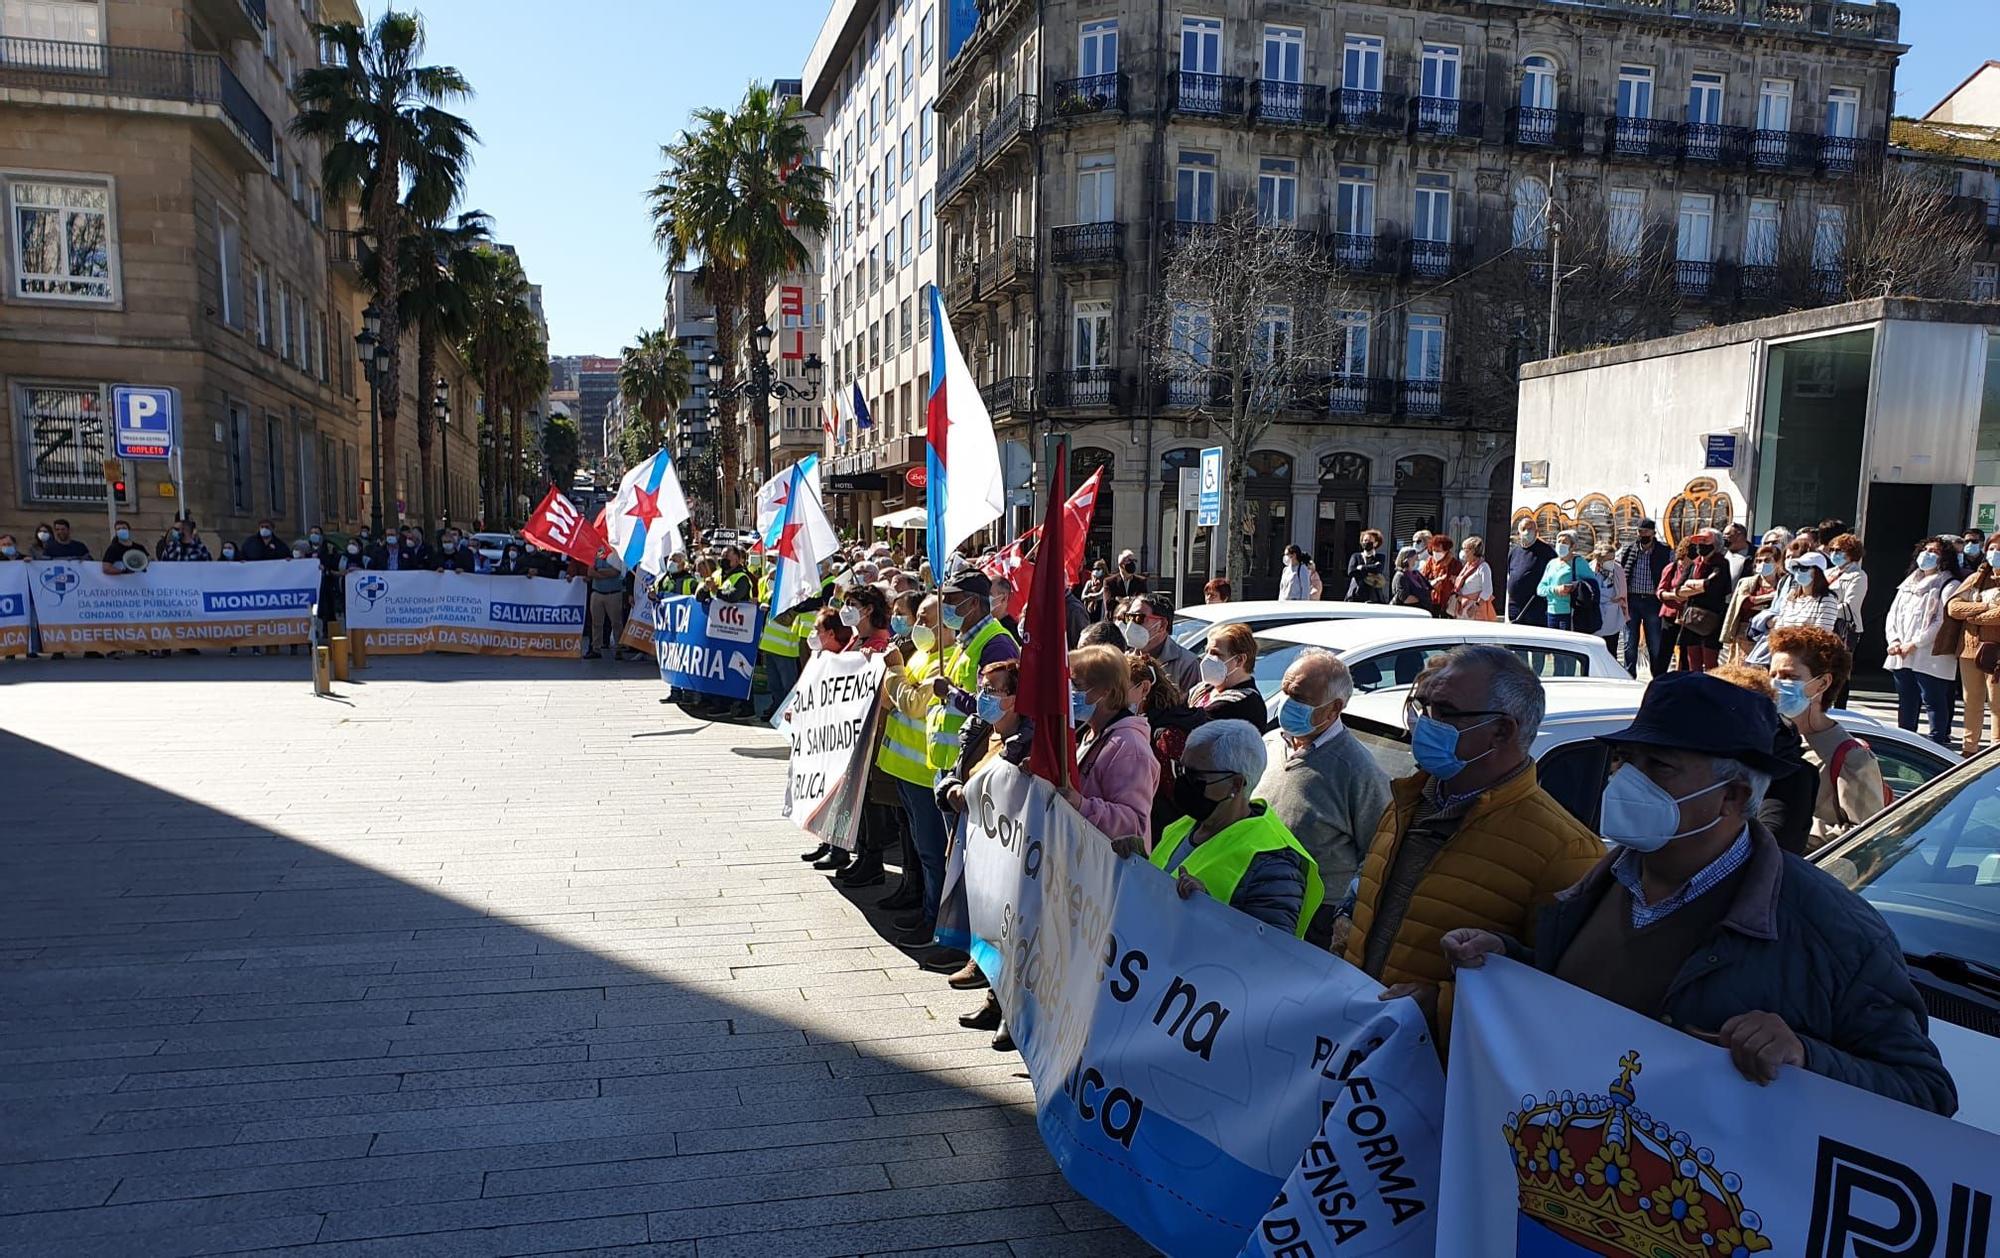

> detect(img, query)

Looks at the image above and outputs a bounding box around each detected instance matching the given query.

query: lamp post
[706,321,822,500]
[354,303,387,535]
[431,377,449,529]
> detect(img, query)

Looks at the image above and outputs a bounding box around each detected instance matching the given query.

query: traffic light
[100,458,126,497]
[112,477,127,497]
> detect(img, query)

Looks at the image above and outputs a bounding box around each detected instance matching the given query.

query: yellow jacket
[1344,763,1603,1036]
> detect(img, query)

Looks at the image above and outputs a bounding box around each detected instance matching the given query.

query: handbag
[1679,603,1721,637]
[1977,640,2000,676]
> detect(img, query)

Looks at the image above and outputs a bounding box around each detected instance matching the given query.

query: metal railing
[978,375,1033,417]
[1817,135,1878,175]
[1509,106,1583,148]
[1397,379,1445,418]
[980,93,1038,161]
[1739,264,1783,302]
[1050,72,1125,119]
[1681,122,1749,164]
[1050,222,1123,267]
[945,266,979,312]
[938,138,981,203]
[1749,128,1817,171]
[1173,71,1245,117]
[0,37,273,164]
[1328,232,1398,275]
[1333,88,1404,131]
[1405,239,1466,280]
[1412,96,1483,139]
[1044,367,1120,410]
[992,235,1035,292]
[1162,372,1229,410]
[1606,116,1681,160]
[1253,80,1327,127]
[328,229,367,269]
[1327,376,1396,416]
[1674,259,1718,297]
[1160,218,1220,251]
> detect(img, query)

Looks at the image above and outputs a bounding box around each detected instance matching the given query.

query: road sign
[1197,446,1223,527]
[111,386,177,461]
[1703,433,1737,469]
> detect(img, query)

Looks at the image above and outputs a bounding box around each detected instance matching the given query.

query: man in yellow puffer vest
[876,594,955,941]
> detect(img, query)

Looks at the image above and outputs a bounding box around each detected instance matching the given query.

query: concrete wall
[1869,319,1989,485]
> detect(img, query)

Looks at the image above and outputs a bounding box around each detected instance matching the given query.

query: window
[869,323,880,367]
[1179,16,1221,76]
[919,284,932,339]
[216,211,241,328]
[901,39,914,96]
[1073,299,1112,368]
[1255,305,1293,366]
[919,191,933,248]
[1343,35,1383,92]
[308,184,321,226]
[882,229,894,275]
[1262,25,1303,83]
[1336,165,1375,236]
[1174,149,1217,223]
[1617,65,1654,119]
[1758,78,1794,131]
[900,210,914,264]
[1826,86,1861,139]
[254,262,270,346]
[1676,193,1713,263]
[1746,198,1781,267]
[1076,153,1115,223]
[1404,314,1445,381]
[1336,310,1371,377]
[1080,18,1118,77]
[1814,205,1847,270]
[920,7,934,65]
[1687,71,1724,125]
[920,102,934,158]
[1170,301,1212,367]
[277,281,293,361]
[0,0,101,44]
[1520,54,1558,110]
[1512,177,1549,249]
[1421,43,1460,100]
[13,381,109,502]
[266,412,287,515]
[1257,157,1297,225]
[1973,264,1999,302]
[1413,173,1452,242]
[228,401,251,512]
[900,125,913,182]
[869,90,880,139]
[900,297,913,348]
[1607,187,1644,257]
[289,151,303,203]
[6,175,115,302]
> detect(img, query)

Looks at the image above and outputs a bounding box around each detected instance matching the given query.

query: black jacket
[1617,539,1674,600]
[240,534,290,562]
[1345,550,1390,602]
[1506,540,1557,622]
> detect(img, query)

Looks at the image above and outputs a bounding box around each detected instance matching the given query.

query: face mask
[1919,551,1940,572]
[36,531,50,542]
[1598,763,1731,852]
[976,691,1006,725]
[1554,542,1571,559]
[1119,561,1134,572]
[222,548,236,559]
[309,532,322,544]
[1518,535,1537,549]
[1120,620,1150,651]
[115,528,130,542]
[1411,713,1497,781]
[259,527,272,538]
[890,614,912,637]
[1786,564,1810,582]
[1173,772,1227,825]
[1757,560,1776,577]
[839,604,862,629]
[1278,695,1324,738]
[1070,688,1097,725]
[1987,550,2000,571]
[940,602,966,631]
[347,543,361,556]
[1199,655,1229,688]
[748,556,764,570]
[0,546,15,558]
[1773,676,1814,720]
[911,622,937,652]
[1824,553,1844,569]
[668,563,683,574]
[443,541,458,553]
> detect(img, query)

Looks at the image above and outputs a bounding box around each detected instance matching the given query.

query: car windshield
[1171,615,1211,647]
[1252,639,1311,697]
[1820,759,2000,966]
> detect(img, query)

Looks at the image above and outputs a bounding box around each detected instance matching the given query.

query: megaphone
[121,550,149,573]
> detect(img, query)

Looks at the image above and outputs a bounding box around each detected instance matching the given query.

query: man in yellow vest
[696,546,757,717]
[926,571,1019,773]
[1131,718,1325,938]
[876,594,954,942]
[756,594,812,722]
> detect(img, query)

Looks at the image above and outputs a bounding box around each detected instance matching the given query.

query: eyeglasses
[1406,697,1506,726]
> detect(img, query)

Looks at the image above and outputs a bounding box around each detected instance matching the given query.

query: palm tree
[293,11,476,526]
[460,246,532,522]
[618,329,692,454]
[504,337,551,520]
[649,82,830,518]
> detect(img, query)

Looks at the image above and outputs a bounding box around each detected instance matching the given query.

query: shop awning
[872,506,928,529]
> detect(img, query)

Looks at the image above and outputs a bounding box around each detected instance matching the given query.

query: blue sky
[371,0,1986,358]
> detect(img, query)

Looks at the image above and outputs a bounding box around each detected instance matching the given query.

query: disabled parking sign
[111,386,177,461]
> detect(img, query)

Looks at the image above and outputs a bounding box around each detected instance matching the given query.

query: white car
[1172,598,1429,648]
[1246,618,1630,723]
[1338,677,1956,830]
[469,531,515,567]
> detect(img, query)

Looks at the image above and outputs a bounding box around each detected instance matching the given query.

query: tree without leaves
[1763,159,1986,308]
[1143,199,1356,583]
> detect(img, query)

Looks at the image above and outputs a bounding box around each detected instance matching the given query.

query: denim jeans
[896,778,951,926]
[1623,596,1666,676]
[762,650,802,716]
[1546,612,1573,632]
[1891,668,1956,749]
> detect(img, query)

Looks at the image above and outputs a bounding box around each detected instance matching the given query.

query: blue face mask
[1277,695,1324,738]
[1070,688,1096,726]
[976,690,1005,725]
[1773,677,1813,720]
[1411,713,1497,781]
[941,602,967,631]
[1984,549,2000,571]
[891,614,912,637]
[1919,551,1940,572]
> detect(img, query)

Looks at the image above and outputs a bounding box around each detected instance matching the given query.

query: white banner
[25,558,318,650]
[963,761,1444,1258]
[343,570,585,657]
[782,649,887,850]
[0,560,29,656]
[1439,959,2000,1257]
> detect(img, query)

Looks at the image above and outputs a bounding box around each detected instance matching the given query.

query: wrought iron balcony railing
[1327,232,1400,276]
[938,138,981,203]
[0,36,273,164]
[978,375,1033,417]
[1412,96,1483,139]
[1253,80,1327,127]
[1674,259,1718,297]
[1508,106,1585,149]
[1606,116,1682,160]
[1173,71,1245,117]
[1397,379,1446,418]
[1333,88,1405,132]
[1681,122,1749,165]
[1405,239,1469,280]
[1043,367,1120,410]
[1327,375,1397,416]
[980,93,1038,161]
[1050,72,1125,119]
[1749,128,1817,171]
[1049,222,1123,268]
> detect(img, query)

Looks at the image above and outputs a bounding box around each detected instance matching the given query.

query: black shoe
[582,650,602,659]
[892,910,929,931]
[800,843,833,862]
[991,1024,1015,1052]
[895,926,935,948]
[959,995,1003,1031]
[878,883,922,912]
[813,850,851,872]
[837,865,887,889]
[921,948,971,973]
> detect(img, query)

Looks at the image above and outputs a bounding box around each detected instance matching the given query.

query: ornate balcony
[1044,367,1120,411]
[1160,218,1220,252]
[0,37,274,169]
[1674,259,1718,297]
[937,138,981,206]
[1173,71,1245,118]
[1253,80,1327,128]
[1681,123,1749,165]
[1818,135,1880,176]
[1749,129,1817,172]
[1326,376,1396,416]
[1605,116,1682,161]
[1411,97,1483,140]
[328,229,367,278]
[1333,88,1405,133]
[1161,372,1229,410]
[945,264,979,315]
[980,93,1038,164]
[1327,232,1399,276]
[1050,73,1125,120]
[981,235,1036,299]
[1396,379,1446,419]
[978,376,1033,419]
[1405,239,1469,280]
[1508,107,1585,149]
[1738,264,1783,304]
[1049,222,1123,269]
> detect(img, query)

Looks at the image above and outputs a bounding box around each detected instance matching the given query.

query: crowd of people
[740,540,1956,1119]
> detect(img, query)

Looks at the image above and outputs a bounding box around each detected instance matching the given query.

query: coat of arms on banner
[1505,1052,1769,1257]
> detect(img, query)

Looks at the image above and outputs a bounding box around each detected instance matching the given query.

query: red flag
[1018,460,1077,788]
[981,466,1105,620]
[520,485,608,566]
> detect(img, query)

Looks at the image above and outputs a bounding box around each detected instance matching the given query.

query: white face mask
[1199,655,1229,688]
[910,622,937,652]
[1121,620,1150,651]
[1598,763,1730,852]
[838,604,862,629]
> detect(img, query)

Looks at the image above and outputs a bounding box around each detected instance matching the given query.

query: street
[0,657,1149,1257]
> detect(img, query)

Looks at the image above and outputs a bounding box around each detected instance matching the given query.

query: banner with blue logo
[25,558,318,650]
[961,761,1445,1258]
[0,560,30,656]
[343,570,585,657]
[653,594,760,700]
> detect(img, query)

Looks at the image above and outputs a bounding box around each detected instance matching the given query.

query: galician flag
[925,284,1005,578]
[766,455,839,617]
[605,447,689,577]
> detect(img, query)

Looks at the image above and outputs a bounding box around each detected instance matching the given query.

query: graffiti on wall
[1511,478,1737,552]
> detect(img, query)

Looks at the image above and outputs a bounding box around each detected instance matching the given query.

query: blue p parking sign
[111,386,177,461]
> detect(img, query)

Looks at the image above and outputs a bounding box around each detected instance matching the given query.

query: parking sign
[1196,447,1223,527]
[111,386,177,461]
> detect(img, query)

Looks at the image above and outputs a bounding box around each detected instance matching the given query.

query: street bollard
[312,645,332,696]
[349,628,368,669]
[329,635,350,681]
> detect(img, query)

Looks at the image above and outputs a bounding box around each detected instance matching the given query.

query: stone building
[934,0,1904,594]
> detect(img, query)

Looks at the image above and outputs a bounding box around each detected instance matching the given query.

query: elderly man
[1345,644,1603,1032]
[1117,592,1202,694]
[1121,719,1323,937]
[1445,672,1956,1115]
[928,571,1020,770]
[1255,649,1390,950]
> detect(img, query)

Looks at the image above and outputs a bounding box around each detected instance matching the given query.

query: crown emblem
[1504,1051,1770,1257]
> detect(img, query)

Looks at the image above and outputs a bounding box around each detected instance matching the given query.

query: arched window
[1513,176,1550,250]
[1392,455,1446,542]
[1070,446,1116,567]
[1520,55,1558,111]
[1315,453,1372,579]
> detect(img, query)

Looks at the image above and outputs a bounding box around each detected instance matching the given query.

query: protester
[1081,560,1111,621]
[1768,625,1886,841]
[756,588,810,722]
[1720,543,1784,665]
[156,517,211,563]
[1709,661,1819,854]
[1449,536,1495,621]
[1121,719,1322,937]
[1768,552,1845,637]
[1420,533,1461,618]
[1060,644,1160,841]
[1535,529,1596,632]
[1391,547,1431,610]
[1616,518,1673,676]
[40,518,90,560]
[1826,532,1869,672]
[1202,578,1230,605]
[582,550,633,662]
[240,519,289,562]
[876,594,946,936]
[989,575,1021,639]
[0,533,19,562]
[1442,671,1955,1113]
[495,542,532,576]
[1255,648,1388,950]
[927,571,1020,818]
[1129,650,1207,846]
[100,519,147,574]
[1117,592,1201,694]
[1947,541,2000,756]
[1883,537,1960,748]
[1344,644,1603,1033]
[1666,528,1729,672]
[1189,623,1268,730]
[1345,529,1390,603]
[1505,520,1556,626]
[1721,521,1753,582]
[1589,541,1627,657]
[1277,544,1321,601]
[1105,550,1147,607]
[811,604,853,653]
[26,523,53,559]
[838,582,894,657]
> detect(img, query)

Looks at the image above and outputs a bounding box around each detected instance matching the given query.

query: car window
[1870,738,1954,801]
[1820,761,2000,965]
[1252,639,1308,697]
[1508,647,1590,678]
[1536,740,1614,830]
[1346,716,1416,781]
[1346,646,1453,693]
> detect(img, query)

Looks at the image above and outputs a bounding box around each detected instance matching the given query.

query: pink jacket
[1075,714,1159,840]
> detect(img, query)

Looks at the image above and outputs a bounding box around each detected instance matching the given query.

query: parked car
[1339,678,1956,832]
[1171,598,1429,648]
[469,532,515,568]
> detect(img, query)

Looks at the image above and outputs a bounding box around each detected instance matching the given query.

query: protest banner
[343,570,584,657]
[653,594,760,700]
[0,560,31,656]
[25,558,318,650]
[962,760,1443,1258]
[1439,958,2000,1257]
[782,648,887,850]
[620,590,658,656]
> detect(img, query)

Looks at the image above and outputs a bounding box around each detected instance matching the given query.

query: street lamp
[432,377,449,527]
[354,302,385,535]
[707,321,824,492]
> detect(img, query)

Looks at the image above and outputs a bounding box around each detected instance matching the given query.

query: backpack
[1829,737,1894,814]
[1567,558,1604,635]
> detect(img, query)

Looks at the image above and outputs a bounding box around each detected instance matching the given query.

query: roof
[1256,618,1620,656]
[1924,61,2000,124]
[1174,600,1431,624]
[1891,116,2000,164]
[1346,677,1899,734]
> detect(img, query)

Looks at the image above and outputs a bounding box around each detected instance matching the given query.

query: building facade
[759,77,830,484]
[662,267,717,470]
[574,355,621,463]
[806,0,945,533]
[933,0,1904,594]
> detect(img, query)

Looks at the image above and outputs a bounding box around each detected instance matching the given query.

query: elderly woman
[1535,529,1597,632]
[1202,577,1231,605]
[1190,622,1269,730]
[1769,625,1886,841]
[1060,644,1160,842]
[1115,719,1322,938]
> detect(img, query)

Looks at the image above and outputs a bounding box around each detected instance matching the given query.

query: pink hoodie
[1074,713,1160,841]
